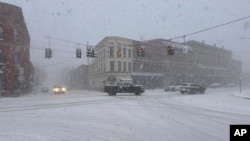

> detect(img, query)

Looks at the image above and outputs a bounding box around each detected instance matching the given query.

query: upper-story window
[109,47,114,58]
[103,49,105,59]
[123,48,126,58]
[128,49,131,58]
[0,26,4,41]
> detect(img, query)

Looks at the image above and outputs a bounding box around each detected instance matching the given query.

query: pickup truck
[180,83,206,94]
[104,81,144,96]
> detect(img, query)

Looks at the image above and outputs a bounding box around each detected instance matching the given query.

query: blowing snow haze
[1,0,250,86]
[2,1,250,141]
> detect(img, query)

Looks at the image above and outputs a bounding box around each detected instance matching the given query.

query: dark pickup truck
[104,81,144,96]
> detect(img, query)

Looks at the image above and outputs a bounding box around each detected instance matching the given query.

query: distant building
[184,40,241,86]
[67,65,88,90]
[0,2,33,96]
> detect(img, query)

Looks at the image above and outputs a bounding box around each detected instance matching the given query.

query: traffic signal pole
[87,42,89,91]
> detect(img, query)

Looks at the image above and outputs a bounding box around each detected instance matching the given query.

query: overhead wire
[169,15,250,41]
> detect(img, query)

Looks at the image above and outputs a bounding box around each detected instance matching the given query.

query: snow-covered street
[1,87,250,141]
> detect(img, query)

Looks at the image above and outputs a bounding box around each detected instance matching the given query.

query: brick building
[0,2,33,96]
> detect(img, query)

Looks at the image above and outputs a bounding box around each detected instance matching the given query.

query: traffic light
[137,47,141,57]
[76,48,81,58]
[167,45,175,55]
[141,47,145,57]
[45,48,52,58]
[91,48,97,58]
[86,47,97,58]
[86,47,91,57]
[116,49,121,57]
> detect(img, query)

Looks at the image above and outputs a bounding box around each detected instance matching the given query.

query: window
[110,61,114,72]
[128,62,132,72]
[0,26,3,41]
[109,47,114,58]
[100,50,102,60]
[123,48,126,58]
[123,62,126,72]
[118,61,121,72]
[128,49,131,58]
[103,49,105,59]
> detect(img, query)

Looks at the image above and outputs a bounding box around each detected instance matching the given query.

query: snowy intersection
[0,87,250,141]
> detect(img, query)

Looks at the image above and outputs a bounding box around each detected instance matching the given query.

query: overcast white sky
[1,0,250,84]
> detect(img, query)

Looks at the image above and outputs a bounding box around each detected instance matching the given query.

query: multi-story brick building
[184,40,242,86]
[0,2,33,96]
[87,36,241,90]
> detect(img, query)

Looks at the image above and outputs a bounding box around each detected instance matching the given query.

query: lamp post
[238,37,249,93]
[240,77,242,93]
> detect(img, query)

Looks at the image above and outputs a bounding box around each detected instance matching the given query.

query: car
[209,83,221,88]
[41,87,49,93]
[227,83,236,87]
[52,85,67,94]
[180,83,206,94]
[164,85,181,92]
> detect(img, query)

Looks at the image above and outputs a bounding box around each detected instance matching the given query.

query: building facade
[184,40,242,86]
[0,2,33,96]
[87,36,242,90]
[89,36,133,90]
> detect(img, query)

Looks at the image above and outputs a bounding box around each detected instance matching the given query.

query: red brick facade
[0,2,33,96]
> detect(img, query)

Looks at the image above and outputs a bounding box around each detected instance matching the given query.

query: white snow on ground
[0,87,250,141]
[169,87,250,115]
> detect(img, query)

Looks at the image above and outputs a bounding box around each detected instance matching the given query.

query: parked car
[180,83,206,94]
[104,80,144,96]
[164,85,181,92]
[41,87,49,93]
[52,85,67,94]
[227,83,236,87]
[209,83,221,88]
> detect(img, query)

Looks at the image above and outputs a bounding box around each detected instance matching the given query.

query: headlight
[53,88,59,92]
[62,87,67,92]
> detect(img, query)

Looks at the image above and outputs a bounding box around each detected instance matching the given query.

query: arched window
[0,25,3,41]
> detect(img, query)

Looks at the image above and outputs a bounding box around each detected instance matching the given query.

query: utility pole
[87,42,89,91]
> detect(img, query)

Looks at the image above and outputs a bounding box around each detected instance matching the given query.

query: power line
[169,15,250,41]
[2,34,87,48]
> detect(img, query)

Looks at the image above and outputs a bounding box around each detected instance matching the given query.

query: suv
[180,83,206,94]
[209,83,221,88]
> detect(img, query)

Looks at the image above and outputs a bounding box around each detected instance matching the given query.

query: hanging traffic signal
[86,47,91,57]
[76,48,81,58]
[167,45,174,55]
[48,48,52,58]
[91,48,97,58]
[86,47,97,58]
[141,47,145,57]
[45,48,52,58]
[137,47,141,57]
